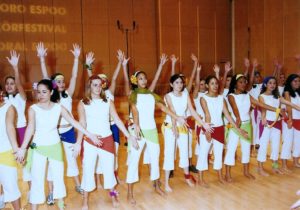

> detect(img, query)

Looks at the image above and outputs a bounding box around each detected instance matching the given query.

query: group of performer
[1,42,300,210]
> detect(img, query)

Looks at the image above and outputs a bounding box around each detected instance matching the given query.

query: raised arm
[149,54,168,92]
[273,59,279,78]
[67,44,81,97]
[6,50,26,100]
[295,54,300,75]
[122,55,130,96]
[213,64,220,80]
[109,50,124,95]
[85,52,95,78]
[170,54,178,76]
[36,42,49,79]
[186,54,198,92]
[192,64,202,99]
[243,58,250,78]
[220,62,232,94]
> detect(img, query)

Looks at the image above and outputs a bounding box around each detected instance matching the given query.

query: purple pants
[17,126,26,146]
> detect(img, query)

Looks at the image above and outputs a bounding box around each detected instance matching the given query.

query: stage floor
[5,97,300,209]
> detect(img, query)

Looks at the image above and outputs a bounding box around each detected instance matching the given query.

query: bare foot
[97,184,103,190]
[198,180,209,188]
[294,163,300,168]
[291,199,300,210]
[165,185,173,193]
[225,175,233,183]
[218,177,226,184]
[82,205,88,210]
[281,167,292,174]
[185,179,195,187]
[244,173,256,180]
[272,168,284,175]
[257,168,270,177]
[155,185,166,197]
[111,196,120,208]
[127,195,136,206]
[116,176,124,185]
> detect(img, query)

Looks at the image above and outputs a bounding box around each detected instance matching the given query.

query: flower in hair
[130,75,138,85]
[52,80,58,89]
[32,82,38,90]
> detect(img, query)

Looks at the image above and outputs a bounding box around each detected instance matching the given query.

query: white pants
[62,141,79,177]
[188,129,193,159]
[281,121,293,159]
[224,130,251,166]
[30,151,66,204]
[0,165,21,202]
[22,166,31,182]
[163,128,189,171]
[96,142,119,174]
[81,141,116,191]
[251,110,261,145]
[196,132,223,171]
[257,126,281,162]
[126,138,160,184]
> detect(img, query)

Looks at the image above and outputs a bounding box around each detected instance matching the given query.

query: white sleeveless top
[58,92,73,133]
[6,93,26,128]
[183,88,191,117]
[194,92,206,117]
[31,103,61,146]
[250,83,262,100]
[83,99,112,137]
[278,86,284,96]
[0,102,13,152]
[165,91,188,125]
[202,94,224,127]
[136,94,156,130]
[291,93,300,120]
[229,93,251,121]
[259,94,280,121]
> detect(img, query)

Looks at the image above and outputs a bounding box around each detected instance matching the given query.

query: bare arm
[109,101,130,138]
[67,44,81,97]
[228,95,241,126]
[200,97,211,123]
[75,101,86,146]
[187,96,207,126]
[6,106,19,152]
[280,96,300,111]
[122,56,130,96]
[220,62,232,94]
[170,54,178,76]
[186,54,198,92]
[85,52,95,78]
[36,42,49,79]
[6,50,26,100]
[109,50,123,95]
[149,54,168,92]
[250,95,277,112]
[192,64,201,99]
[243,58,250,78]
[20,108,35,149]
[165,94,179,137]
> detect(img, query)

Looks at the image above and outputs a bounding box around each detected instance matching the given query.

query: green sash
[129,88,163,105]
[231,121,252,143]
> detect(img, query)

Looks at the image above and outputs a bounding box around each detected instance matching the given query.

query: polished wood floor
[4,97,300,210]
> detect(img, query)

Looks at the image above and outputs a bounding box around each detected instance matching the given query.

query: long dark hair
[37,79,60,103]
[82,75,107,105]
[260,76,279,99]
[283,74,300,98]
[228,74,247,95]
[131,71,146,90]
[4,76,17,97]
[51,73,68,101]
[169,74,185,92]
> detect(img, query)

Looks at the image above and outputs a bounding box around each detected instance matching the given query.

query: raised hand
[252,58,258,69]
[122,56,130,67]
[85,52,95,66]
[36,42,47,58]
[191,53,198,63]
[70,43,81,59]
[224,61,232,74]
[117,49,124,63]
[170,54,178,65]
[160,53,168,66]
[213,64,220,74]
[6,50,20,67]
[244,58,250,68]
[196,64,202,72]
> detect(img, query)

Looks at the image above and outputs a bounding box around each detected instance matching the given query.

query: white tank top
[165,91,188,125]
[83,99,112,137]
[202,94,224,127]
[278,86,284,97]
[183,88,191,117]
[31,103,61,146]
[6,93,26,128]
[0,102,13,152]
[229,93,251,121]
[291,93,300,119]
[194,92,206,117]
[136,94,156,130]
[250,83,262,100]
[260,94,280,121]
[58,92,73,133]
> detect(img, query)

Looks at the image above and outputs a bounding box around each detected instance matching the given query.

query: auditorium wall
[0,0,231,97]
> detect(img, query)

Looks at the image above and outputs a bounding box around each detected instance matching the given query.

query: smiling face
[207,77,219,94]
[54,77,66,92]
[291,77,300,90]
[266,78,277,92]
[137,72,147,89]
[5,77,17,94]
[171,77,184,92]
[236,77,247,92]
[37,84,51,103]
[90,79,102,97]
[254,73,262,84]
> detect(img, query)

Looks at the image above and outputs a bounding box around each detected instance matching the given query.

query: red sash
[84,135,115,155]
[293,119,300,131]
[202,125,225,144]
[259,120,282,139]
[186,116,195,130]
[195,124,202,143]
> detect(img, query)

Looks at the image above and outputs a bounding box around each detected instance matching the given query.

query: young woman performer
[257,76,300,176]
[224,74,284,181]
[72,75,136,209]
[15,79,99,210]
[163,73,212,192]
[85,50,128,185]
[197,75,248,186]
[0,85,22,210]
[281,74,300,171]
[126,70,186,204]
[36,42,83,203]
